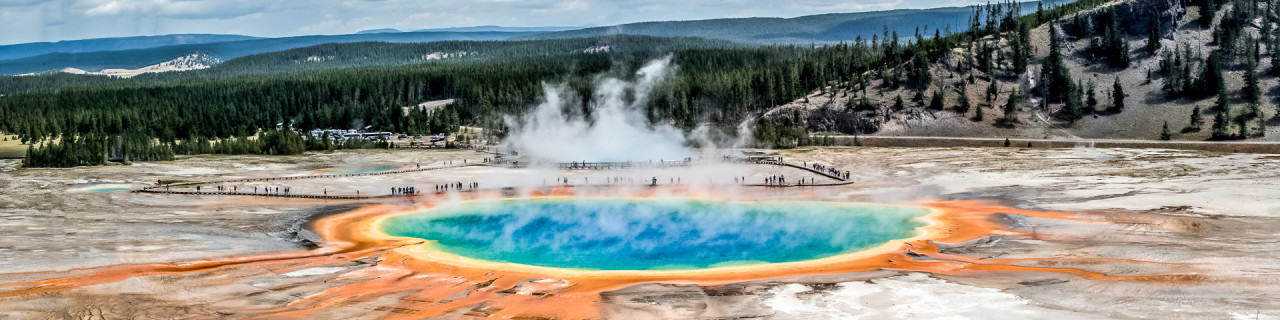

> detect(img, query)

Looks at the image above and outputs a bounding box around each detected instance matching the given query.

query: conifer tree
[1211,109,1230,140]
[1270,35,1280,75]
[1214,81,1230,113]
[1201,50,1225,97]
[957,85,972,115]
[909,52,933,89]
[1015,22,1033,73]
[1045,23,1073,103]
[893,94,905,111]
[930,89,945,110]
[987,70,999,97]
[1003,90,1021,124]
[1147,14,1162,55]
[1201,0,1217,27]
[1102,9,1131,68]
[1071,80,1086,120]
[1244,62,1261,103]
[1010,28,1028,75]
[1161,121,1172,140]
[1237,113,1249,138]
[1086,80,1099,111]
[1036,2,1045,24]
[1190,106,1205,130]
[1111,76,1126,112]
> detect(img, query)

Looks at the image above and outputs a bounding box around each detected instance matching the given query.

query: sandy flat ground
[0,134,24,159]
[0,147,1278,319]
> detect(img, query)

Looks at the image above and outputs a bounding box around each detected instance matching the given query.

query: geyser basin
[379,199,929,271]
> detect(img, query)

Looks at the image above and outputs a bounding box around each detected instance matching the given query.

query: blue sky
[0,0,997,45]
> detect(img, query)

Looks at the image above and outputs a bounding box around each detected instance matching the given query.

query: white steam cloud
[501,56,691,162]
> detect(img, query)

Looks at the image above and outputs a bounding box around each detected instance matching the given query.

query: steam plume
[501,56,690,162]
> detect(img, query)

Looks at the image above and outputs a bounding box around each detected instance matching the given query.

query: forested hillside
[0,35,739,94]
[765,0,1279,142]
[154,35,741,80]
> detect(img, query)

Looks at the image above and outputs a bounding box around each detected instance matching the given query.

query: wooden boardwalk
[135,158,855,199]
[136,163,487,199]
[554,160,692,170]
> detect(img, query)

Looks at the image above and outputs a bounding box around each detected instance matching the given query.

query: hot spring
[316,164,402,174]
[379,199,930,271]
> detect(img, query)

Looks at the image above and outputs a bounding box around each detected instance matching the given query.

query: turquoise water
[321,165,401,174]
[90,187,132,193]
[380,199,928,271]
[68,183,131,193]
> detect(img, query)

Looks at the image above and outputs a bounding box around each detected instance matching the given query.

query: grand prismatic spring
[378,199,929,271]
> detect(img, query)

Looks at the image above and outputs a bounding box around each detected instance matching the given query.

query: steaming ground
[1,147,1279,318]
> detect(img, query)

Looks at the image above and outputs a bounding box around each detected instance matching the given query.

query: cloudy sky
[0,0,994,45]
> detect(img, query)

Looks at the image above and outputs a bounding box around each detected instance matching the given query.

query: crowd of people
[436,182,479,193]
[189,185,293,195]
[391,186,417,195]
[764,175,786,185]
[547,176,694,186]
[806,162,851,181]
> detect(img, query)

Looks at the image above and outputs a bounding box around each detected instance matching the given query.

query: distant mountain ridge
[356,28,403,34]
[413,25,594,33]
[521,3,1050,44]
[355,26,593,35]
[0,34,259,61]
[0,31,536,75]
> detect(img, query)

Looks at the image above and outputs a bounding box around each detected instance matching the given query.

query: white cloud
[531,0,588,14]
[297,16,374,34]
[77,0,277,19]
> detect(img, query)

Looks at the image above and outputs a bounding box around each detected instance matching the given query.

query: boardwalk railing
[136,157,856,199]
[137,163,486,193]
[554,160,692,170]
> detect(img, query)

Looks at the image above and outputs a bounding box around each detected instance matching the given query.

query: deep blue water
[380,199,928,271]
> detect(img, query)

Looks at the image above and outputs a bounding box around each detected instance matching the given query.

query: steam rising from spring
[502,57,690,162]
